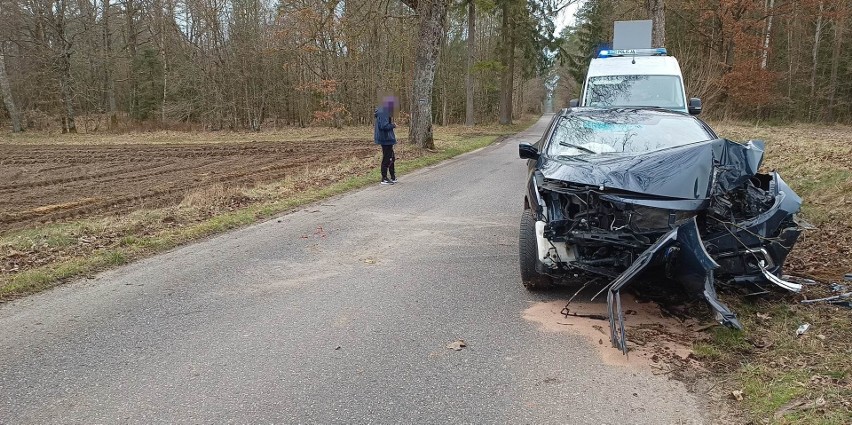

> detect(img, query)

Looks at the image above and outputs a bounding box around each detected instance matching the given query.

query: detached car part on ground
[519,108,807,354]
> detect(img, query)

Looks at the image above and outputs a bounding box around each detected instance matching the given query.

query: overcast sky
[553,1,582,35]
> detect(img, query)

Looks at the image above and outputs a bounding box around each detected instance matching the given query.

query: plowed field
[0,140,375,232]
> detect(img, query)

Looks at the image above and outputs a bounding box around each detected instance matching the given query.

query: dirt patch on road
[0,140,375,233]
[523,292,709,372]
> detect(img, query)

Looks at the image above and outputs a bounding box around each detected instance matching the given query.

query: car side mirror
[519,143,539,160]
[688,98,702,115]
[569,98,579,108]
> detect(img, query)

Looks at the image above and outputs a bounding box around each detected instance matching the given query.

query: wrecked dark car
[518,107,807,353]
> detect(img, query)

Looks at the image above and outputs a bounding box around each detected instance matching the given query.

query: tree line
[0,0,564,141]
[0,0,849,139]
[556,0,850,123]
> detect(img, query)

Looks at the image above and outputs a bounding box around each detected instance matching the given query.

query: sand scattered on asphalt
[523,293,704,370]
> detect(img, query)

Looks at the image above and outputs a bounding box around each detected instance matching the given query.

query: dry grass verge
[695,121,852,424]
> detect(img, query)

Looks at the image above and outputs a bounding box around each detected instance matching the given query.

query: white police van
[570,48,702,115]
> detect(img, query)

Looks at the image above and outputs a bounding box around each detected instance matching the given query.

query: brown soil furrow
[0,162,176,191]
[2,157,272,214]
[0,139,376,233]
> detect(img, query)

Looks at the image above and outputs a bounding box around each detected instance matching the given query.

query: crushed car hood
[540,138,765,200]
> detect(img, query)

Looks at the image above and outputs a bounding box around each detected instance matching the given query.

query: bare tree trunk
[159,0,170,124]
[442,80,447,126]
[162,51,167,123]
[125,0,139,120]
[0,45,23,133]
[499,1,515,125]
[647,0,665,47]
[827,4,846,121]
[761,0,775,70]
[725,39,735,71]
[787,11,793,99]
[439,27,448,126]
[59,47,76,133]
[810,1,824,99]
[103,0,117,128]
[465,0,475,126]
[405,0,449,149]
[516,77,523,119]
[49,0,76,133]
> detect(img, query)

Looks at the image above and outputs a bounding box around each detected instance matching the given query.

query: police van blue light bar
[598,48,667,58]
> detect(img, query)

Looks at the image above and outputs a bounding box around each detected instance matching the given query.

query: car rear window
[547,111,714,156]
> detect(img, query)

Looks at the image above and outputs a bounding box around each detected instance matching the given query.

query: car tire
[519,209,553,291]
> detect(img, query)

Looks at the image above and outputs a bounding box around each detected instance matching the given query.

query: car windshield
[547,111,714,157]
[586,75,685,109]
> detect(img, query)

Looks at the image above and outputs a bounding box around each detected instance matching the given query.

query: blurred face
[382,96,397,112]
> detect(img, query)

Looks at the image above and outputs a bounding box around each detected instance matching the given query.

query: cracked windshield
[548,113,713,156]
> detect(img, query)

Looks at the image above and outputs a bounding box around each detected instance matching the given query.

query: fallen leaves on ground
[446,339,467,351]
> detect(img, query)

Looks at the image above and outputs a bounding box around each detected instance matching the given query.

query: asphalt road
[0,116,706,424]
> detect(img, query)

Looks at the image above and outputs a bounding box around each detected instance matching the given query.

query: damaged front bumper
[603,212,807,354]
[605,217,742,354]
[532,172,807,354]
[521,137,809,354]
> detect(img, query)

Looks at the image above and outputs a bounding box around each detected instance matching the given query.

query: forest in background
[0,0,563,133]
[0,0,849,134]
[556,0,851,123]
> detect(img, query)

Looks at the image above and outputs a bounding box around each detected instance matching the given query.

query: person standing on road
[374,96,398,185]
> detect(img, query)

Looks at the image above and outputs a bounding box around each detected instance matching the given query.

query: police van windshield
[586,75,685,109]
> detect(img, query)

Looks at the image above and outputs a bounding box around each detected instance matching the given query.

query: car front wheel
[519,209,553,290]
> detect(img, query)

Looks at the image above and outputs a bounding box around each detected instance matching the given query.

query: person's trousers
[381,144,395,180]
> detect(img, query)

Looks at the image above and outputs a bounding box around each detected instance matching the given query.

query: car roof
[586,56,682,78]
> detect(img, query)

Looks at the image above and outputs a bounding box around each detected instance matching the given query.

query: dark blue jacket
[374,106,397,145]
